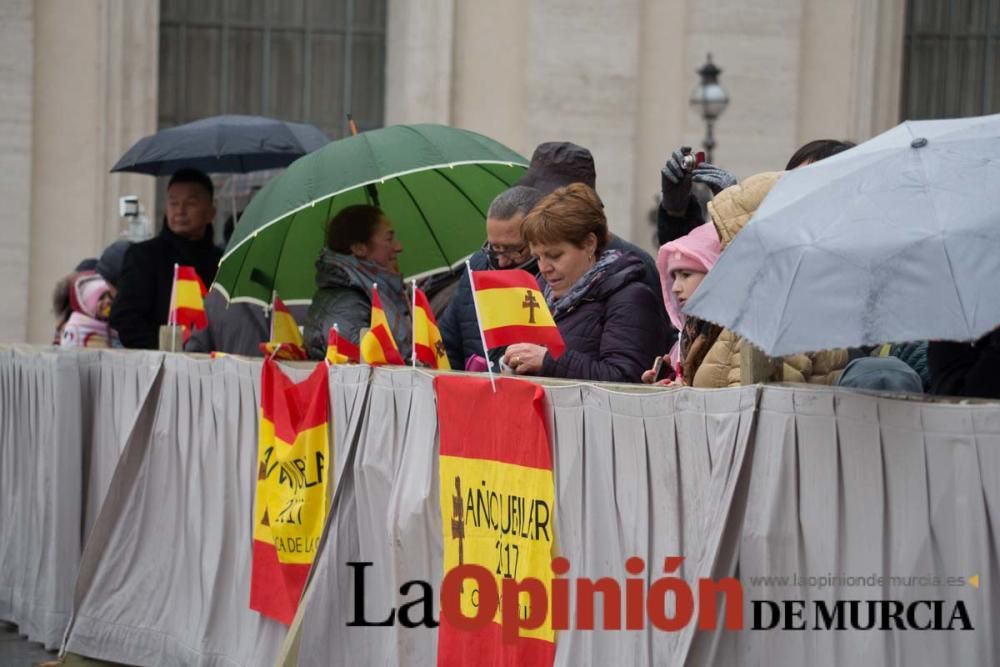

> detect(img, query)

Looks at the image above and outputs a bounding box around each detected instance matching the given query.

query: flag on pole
[259,293,308,360]
[413,285,451,370]
[470,269,565,358]
[168,264,208,340]
[436,375,556,665]
[326,325,360,364]
[361,284,405,365]
[250,359,330,625]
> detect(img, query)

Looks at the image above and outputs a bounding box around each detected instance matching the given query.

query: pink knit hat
[656,223,722,330]
[70,272,111,320]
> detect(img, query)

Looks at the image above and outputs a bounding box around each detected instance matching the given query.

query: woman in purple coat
[502,183,669,383]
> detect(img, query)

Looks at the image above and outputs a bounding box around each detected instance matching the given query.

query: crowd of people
[51,139,1000,400]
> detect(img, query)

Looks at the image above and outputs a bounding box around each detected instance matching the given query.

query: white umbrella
[685,113,1000,356]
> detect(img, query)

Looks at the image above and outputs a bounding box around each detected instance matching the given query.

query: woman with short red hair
[502,183,668,382]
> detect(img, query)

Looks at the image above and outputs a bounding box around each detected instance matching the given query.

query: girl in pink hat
[642,222,722,384]
[60,272,118,348]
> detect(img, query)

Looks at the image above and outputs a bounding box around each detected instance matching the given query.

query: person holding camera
[657,147,738,246]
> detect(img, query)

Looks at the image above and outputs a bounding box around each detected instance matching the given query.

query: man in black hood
[438,141,669,370]
[110,169,223,349]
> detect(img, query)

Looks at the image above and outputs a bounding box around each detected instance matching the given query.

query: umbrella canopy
[213,124,528,306]
[111,115,329,175]
[685,113,1000,356]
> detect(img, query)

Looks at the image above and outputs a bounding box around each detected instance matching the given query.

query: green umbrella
[213,124,528,306]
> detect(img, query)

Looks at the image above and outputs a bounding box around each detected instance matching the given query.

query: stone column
[384,0,455,125]
[0,0,34,342]
[26,0,159,343]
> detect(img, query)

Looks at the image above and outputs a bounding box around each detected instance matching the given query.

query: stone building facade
[0,0,979,343]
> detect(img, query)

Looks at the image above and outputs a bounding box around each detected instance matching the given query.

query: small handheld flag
[259,292,308,360]
[168,264,208,341]
[470,268,565,358]
[326,324,360,365]
[412,283,451,370]
[361,284,404,366]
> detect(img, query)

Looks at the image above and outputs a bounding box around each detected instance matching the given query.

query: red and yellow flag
[259,293,308,360]
[250,359,331,625]
[326,326,360,364]
[413,286,451,370]
[471,269,565,358]
[361,285,404,366]
[435,375,555,666]
[169,265,208,335]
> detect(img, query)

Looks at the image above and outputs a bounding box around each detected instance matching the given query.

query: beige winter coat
[689,172,848,388]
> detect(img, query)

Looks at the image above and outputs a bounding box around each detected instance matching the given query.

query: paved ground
[0,622,58,667]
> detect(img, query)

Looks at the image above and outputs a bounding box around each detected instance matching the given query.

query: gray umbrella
[111,114,329,175]
[685,113,1000,356]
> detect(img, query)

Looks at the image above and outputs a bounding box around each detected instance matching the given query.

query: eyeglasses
[483,240,529,260]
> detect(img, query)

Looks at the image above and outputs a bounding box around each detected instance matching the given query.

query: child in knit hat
[60,272,118,348]
[642,222,722,384]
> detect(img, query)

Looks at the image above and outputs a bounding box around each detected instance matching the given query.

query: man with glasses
[439,186,545,370]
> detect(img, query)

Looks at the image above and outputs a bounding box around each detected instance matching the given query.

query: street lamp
[689,53,729,163]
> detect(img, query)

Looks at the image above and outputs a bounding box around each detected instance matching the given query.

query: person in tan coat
[686,172,848,388]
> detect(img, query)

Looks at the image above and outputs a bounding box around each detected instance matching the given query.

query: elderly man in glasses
[439,185,545,370]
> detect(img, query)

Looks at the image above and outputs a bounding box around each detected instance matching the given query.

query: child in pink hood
[60,272,119,348]
[643,222,722,384]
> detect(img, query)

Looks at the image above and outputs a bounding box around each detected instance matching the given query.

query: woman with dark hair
[501,183,668,382]
[302,204,410,360]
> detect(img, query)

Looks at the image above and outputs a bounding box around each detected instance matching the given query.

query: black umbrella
[110,114,329,175]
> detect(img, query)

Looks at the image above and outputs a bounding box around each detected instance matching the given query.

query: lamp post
[689,53,729,163]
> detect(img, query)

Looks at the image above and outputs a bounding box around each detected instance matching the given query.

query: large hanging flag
[435,375,556,666]
[361,284,405,366]
[326,325,360,364]
[259,292,308,360]
[470,269,565,358]
[250,358,331,625]
[413,284,451,370]
[168,264,208,339]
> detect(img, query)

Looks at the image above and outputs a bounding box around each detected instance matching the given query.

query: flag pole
[466,261,496,392]
[411,279,417,369]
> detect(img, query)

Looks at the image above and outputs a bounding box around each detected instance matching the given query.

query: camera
[119,195,139,218]
[681,150,706,172]
[118,195,151,241]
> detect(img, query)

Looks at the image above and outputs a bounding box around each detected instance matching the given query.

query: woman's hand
[503,343,547,375]
[641,355,674,385]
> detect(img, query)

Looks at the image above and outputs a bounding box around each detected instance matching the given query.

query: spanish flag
[471,269,565,358]
[326,325,360,364]
[436,375,555,665]
[168,264,207,335]
[413,285,450,370]
[259,293,308,360]
[361,284,405,366]
[250,359,330,625]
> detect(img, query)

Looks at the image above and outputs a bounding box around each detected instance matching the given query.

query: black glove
[661,147,738,215]
[690,163,737,194]
[660,148,693,215]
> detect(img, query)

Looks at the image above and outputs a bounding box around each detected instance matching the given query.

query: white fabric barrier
[1,349,998,665]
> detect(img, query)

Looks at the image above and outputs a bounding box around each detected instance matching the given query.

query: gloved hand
[660,148,693,214]
[661,147,738,214]
[690,163,737,194]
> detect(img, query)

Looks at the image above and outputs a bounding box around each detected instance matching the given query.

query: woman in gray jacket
[303,205,411,361]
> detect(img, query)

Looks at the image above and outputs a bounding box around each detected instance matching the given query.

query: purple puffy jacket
[539,252,670,383]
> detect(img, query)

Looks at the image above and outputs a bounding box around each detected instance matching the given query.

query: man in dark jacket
[928,331,1000,399]
[439,186,545,369]
[110,169,223,349]
[439,142,669,369]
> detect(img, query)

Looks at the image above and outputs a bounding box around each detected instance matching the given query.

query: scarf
[315,249,412,353]
[544,249,622,319]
